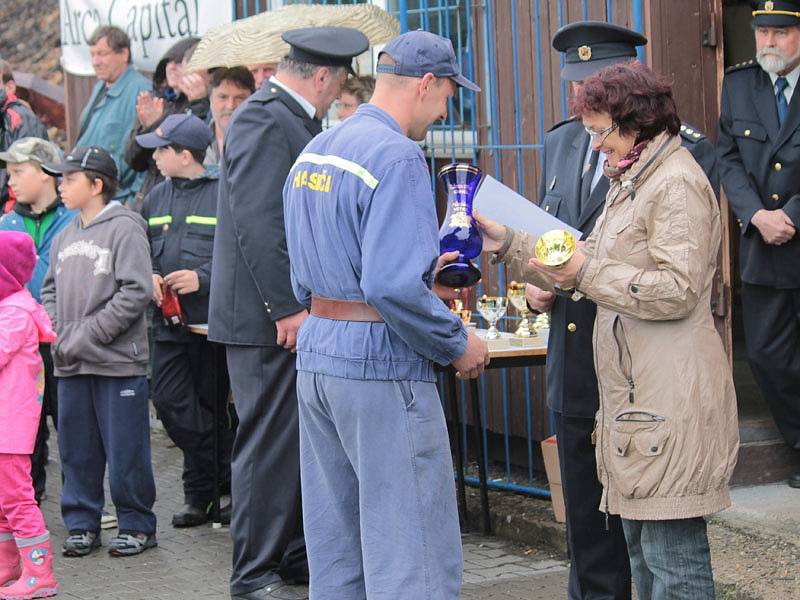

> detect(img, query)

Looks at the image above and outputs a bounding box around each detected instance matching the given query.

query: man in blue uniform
[209,27,370,600]
[718,0,800,487]
[283,30,489,600]
[481,22,720,600]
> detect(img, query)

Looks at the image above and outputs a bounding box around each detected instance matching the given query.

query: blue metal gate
[233,0,646,500]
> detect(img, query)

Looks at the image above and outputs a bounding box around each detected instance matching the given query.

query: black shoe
[172,504,209,528]
[232,582,309,600]
[789,472,800,488]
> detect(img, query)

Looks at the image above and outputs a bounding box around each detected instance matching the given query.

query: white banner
[59,0,234,76]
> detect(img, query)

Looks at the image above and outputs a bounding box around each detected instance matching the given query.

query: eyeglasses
[336,101,358,110]
[584,123,618,142]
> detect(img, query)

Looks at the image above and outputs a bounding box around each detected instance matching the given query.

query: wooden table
[439,329,548,535]
[186,323,225,529]
[187,324,549,535]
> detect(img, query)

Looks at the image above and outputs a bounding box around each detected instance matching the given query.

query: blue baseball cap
[376,30,480,92]
[136,113,212,151]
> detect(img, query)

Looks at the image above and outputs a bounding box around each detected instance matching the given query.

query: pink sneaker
[0,537,20,587]
[0,538,58,599]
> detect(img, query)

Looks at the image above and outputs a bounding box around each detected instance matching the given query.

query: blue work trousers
[297,372,462,600]
[621,517,714,600]
[57,375,156,535]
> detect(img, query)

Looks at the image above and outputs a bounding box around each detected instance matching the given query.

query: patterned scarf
[603,139,651,181]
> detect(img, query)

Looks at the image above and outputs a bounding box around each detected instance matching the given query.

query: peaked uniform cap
[282,26,370,75]
[552,21,647,81]
[751,0,800,26]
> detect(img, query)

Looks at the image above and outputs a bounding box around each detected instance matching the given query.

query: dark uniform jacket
[718,60,800,289]
[208,84,322,346]
[141,168,219,342]
[538,118,719,418]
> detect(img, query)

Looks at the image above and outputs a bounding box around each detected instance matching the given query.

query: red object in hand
[161,282,185,327]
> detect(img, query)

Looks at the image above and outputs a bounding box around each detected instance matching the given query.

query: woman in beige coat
[478,62,738,599]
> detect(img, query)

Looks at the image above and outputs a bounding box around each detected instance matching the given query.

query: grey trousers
[297,372,462,600]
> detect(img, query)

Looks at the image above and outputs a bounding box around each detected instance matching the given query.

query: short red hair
[570,61,681,142]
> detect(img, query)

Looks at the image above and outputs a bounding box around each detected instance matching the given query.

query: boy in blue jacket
[0,137,76,505]
[138,113,235,528]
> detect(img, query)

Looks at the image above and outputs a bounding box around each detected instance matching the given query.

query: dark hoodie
[41,203,152,377]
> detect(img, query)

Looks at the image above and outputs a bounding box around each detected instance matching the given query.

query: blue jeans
[297,372,462,600]
[621,517,714,600]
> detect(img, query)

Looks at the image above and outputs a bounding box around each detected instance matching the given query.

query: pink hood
[0,231,36,302]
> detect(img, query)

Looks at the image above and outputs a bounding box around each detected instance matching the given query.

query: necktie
[776,76,789,127]
[580,150,599,210]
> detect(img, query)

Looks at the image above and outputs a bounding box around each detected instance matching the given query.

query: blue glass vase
[436,163,483,288]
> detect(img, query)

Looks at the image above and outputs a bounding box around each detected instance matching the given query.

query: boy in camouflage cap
[0,137,77,506]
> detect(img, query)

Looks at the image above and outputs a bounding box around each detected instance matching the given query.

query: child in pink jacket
[0,231,58,599]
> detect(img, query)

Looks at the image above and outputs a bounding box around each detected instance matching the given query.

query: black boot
[172,504,209,528]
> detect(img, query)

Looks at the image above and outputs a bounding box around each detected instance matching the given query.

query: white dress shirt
[268,75,317,119]
[768,63,800,104]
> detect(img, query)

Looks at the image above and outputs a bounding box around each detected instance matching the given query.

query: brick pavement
[40,428,568,599]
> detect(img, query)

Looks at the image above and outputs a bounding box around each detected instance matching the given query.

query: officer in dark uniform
[717,1,800,487]
[208,27,369,600]
[525,22,720,600]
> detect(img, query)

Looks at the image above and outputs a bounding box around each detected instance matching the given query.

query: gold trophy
[532,311,551,331]
[476,295,508,340]
[507,281,535,338]
[450,298,472,326]
[534,229,578,295]
[534,229,577,267]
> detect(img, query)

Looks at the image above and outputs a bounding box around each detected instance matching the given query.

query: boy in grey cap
[40,145,157,559]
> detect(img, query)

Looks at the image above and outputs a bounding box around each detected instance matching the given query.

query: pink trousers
[0,454,47,541]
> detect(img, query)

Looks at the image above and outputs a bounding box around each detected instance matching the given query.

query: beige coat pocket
[607,417,672,499]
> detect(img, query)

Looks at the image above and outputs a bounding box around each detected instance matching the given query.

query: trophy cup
[477,295,508,340]
[532,312,551,331]
[450,298,473,326]
[534,229,578,295]
[436,163,484,288]
[507,281,535,338]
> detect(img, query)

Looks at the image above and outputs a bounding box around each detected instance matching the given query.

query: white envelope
[473,175,582,241]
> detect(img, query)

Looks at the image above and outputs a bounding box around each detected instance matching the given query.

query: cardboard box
[540,435,566,523]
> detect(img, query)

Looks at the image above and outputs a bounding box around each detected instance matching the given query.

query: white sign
[59,0,234,76]
[474,175,583,242]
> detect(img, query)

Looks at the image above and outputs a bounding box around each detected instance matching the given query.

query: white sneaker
[100,510,118,530]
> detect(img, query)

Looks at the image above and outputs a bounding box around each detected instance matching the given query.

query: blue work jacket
[283,104,467,383]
